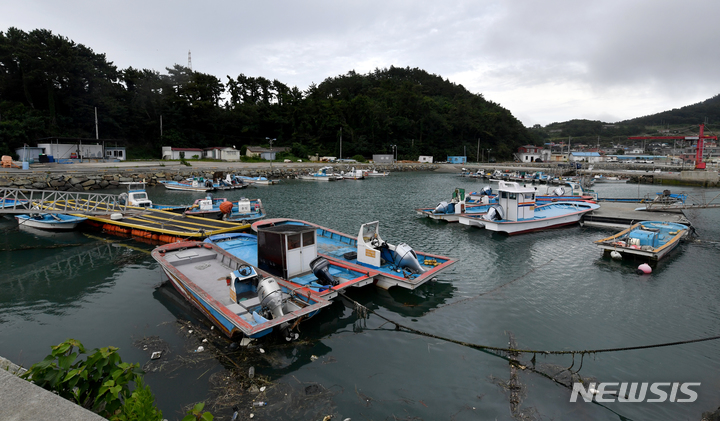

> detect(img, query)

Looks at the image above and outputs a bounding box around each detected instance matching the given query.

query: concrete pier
[582,202,691,229]
[0,356,105,421]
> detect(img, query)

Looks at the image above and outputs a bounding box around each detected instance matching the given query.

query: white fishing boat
[342,168,365,180]
[297,166,343,181]
[594,221,689,261]
[416,187,495,222]
[458,181,599,235]
[363,169,389,177]
[16,213,87,230]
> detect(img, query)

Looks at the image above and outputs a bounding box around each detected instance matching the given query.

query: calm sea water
[1,172,719,420]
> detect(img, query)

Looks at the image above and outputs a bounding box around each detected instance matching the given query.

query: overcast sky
[3,0,719,127]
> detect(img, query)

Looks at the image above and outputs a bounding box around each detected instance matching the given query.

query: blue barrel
[22,162,29,170]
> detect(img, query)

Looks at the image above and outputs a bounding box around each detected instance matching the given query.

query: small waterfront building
[373,154,393,164]
[418,155,433,163]
[105,147,127,161]
[515,145,550,162]
[14,147,44,162]
[569,152,602,163]
[203,147,240,161]
[161,147,203,160]
[447,156,467,164]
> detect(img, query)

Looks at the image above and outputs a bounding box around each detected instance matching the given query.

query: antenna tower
[188,50,192,71]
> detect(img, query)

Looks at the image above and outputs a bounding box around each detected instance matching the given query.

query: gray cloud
[3,0,719,126]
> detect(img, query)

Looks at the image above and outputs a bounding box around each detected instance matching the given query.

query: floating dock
[38,198,248,243]
[582,202,690,229]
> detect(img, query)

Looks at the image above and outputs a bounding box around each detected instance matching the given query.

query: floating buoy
[610,250,622,260]
[636,263,652,275]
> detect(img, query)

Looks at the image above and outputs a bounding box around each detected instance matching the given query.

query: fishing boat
[416,188,496,222]
[342,168,365,180]
[232,175,278,185]
[297,166,343,181]
[593,175,628,183]
[159,179,215,192]
[116,182,189,213]
[224,198,266,224]
[151,241,331,340]
[594,221,689,261]
[536,181,598,203]
[250,219,456,290]
[184,196,234,219]
[204,230,374,299]
[363,169,389,177]
[16,213,87,230]
[458,181,599,235]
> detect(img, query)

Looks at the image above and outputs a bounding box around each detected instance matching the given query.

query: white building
[419,155,433,163]
[515,145,551,162]
[161,147,203,160]
[204,147,240,161]
[37,142,104,160]
[105,147,126,161]
[373,154,393,164]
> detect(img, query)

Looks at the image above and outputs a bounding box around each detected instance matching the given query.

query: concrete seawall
[0,162,438,192]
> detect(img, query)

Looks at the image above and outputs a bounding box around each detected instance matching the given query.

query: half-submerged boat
[594,221,689,261]
[16,213,87,230]
[251,219,456,290]
[151,241,331,340]
[458,181,599,235]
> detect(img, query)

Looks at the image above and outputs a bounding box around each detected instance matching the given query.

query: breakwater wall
[0,163,437,192]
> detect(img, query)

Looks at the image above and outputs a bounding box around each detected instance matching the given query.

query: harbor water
[1,172,719,420]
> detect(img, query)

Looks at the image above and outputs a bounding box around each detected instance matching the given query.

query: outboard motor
[551,187,565,196]
[480,186,492,196]
[257,277,298,341]
[393,243,427,274]
[310,257,339,286]
[433,201,454,214]
[482,204,505,221]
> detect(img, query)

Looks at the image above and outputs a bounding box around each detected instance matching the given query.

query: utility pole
[339,127,342,160]
[477,138,480,163]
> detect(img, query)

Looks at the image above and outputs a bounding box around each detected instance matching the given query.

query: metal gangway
[643,190,720,211]
[0,187,134,215]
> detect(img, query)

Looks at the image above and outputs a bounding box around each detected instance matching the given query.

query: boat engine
[433,201,453,214]
[310,257,339,286]
[482,205,505,221]
[480,186,492,196]
[257,277,298,341]
[393,243,426,274]
[551,187,565,196]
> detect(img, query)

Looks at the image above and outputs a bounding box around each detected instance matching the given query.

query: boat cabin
[120,182,153,208]
[257,225,318,279]
[357,221,387,268]
[497,181,536,221]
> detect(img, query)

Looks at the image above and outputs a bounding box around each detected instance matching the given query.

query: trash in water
[310,355,318,361]
[252,401,267,407]
[202,338,208,343]
[260,386,266,392]
[151,351,162,360]
[259,348,265,354]
[249,366,255,379]
[239,338,254,347]
[195,346,204,352]
[188,330,193,334]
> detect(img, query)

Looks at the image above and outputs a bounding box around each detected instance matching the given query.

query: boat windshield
[361,222,379,242]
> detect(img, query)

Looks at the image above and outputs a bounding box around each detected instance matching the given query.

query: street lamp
[266,137,276,172]
[487,148,492,163]
[390,144,396,164]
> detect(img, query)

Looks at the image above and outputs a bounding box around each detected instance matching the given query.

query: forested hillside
[0,27,537,160]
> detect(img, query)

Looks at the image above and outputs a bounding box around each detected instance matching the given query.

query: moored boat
[117,182,189,213]
[184,196,234,219]
[151,241,331,340]
[159,179,214,192]
[458,181,599,235]
[416,187,496,222]
[16,213,87,230]
[297,166,343,181]
[250,219,456,290]
[224,198,266,224]
[594,221,689,261]
[363,169,389,177]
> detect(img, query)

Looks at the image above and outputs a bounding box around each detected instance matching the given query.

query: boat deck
[582,202,690,229]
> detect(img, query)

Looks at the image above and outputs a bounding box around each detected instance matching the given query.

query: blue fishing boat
[159,179,214,192]
[225,198,266,223]
[205,230,374,300]
[151,241,331,340]
[16,213,87,230]
[416,188,496,222]
[594,221,689,261]
[458,181,600,235]
[250,219,456,290]
[184,196,234,219]
[297,166,343,181]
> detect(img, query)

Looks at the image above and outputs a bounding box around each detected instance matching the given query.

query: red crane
[628,124,717,169]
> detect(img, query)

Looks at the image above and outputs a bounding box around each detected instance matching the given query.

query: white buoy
[637,263,652,274]
[610,250,622,260]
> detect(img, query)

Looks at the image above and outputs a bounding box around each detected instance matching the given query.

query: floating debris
[151,351,162,360]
